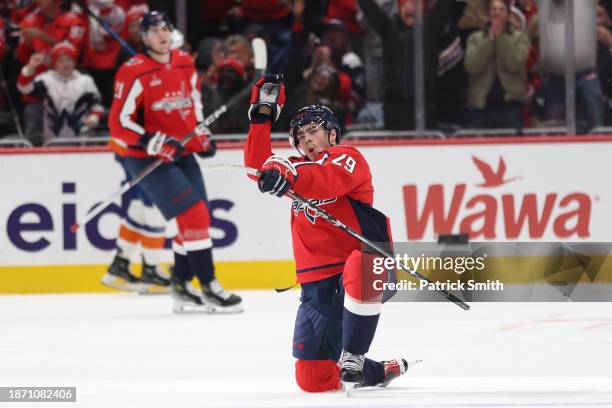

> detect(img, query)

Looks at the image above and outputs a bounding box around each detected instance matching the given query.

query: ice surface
[1,291,611,408]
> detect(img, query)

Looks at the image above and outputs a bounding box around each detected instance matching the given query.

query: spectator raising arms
[357,0,438,130]
[537,0,602,132]
[16,41,104,145]
[464,0,529,130]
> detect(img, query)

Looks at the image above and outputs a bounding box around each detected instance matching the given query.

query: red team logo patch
[292,198,337,224]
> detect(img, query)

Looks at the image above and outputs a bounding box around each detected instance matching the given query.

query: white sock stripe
[183,238,213,251]
[116,238,138,258]
[344,293,381,316]
[141,248,163,265]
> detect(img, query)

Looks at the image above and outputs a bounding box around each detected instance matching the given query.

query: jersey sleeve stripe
[190,71,204,123]
[119,77,146,135]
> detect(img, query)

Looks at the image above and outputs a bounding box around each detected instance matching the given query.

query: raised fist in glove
[185,123,217,158]
[258,155,297,197]
[248,74,286,124]
[143,131,184,163]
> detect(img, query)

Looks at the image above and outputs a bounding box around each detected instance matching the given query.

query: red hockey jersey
[108,49,204,157]
[245,122,392,283]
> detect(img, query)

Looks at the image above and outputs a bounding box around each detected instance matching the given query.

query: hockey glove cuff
[258,155,297,197]
[142,131,184,163]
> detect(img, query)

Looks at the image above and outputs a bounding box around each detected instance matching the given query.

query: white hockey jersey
[17,69,104,140]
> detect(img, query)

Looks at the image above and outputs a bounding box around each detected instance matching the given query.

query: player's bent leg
[295,360,341,392]
[293,278,344,392]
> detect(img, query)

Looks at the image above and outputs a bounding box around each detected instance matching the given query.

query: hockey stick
[76,0,137,56]
[70,38,268,233]
[209,164,470,310]
[286,190,470,310]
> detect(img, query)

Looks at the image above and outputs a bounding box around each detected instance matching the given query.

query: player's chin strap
[201,164,471,310]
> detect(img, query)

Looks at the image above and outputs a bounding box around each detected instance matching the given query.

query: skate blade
[138,285,170,295]
[172,302,212,314]
[205,303,244,314]
[342,382,358,398]
[101,274,148,293]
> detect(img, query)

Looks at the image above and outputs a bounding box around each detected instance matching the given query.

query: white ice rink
[1,291,611,408]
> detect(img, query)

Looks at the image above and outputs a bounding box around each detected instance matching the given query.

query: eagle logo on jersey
[292,198,337,224]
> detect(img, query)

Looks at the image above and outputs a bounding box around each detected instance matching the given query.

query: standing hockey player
[108,10,242,313]
[244,75,409,393]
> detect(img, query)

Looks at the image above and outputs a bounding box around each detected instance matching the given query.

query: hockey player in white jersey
[17,41,104,143]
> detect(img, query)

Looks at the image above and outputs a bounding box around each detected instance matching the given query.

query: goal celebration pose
[244,74,409,393]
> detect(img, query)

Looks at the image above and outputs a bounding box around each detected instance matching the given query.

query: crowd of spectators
[1,0,612,145]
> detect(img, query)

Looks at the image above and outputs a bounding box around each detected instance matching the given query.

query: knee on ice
[295,359,341,392]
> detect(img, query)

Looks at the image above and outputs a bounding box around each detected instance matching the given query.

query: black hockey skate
[101,255,147,292]
[340,350,365,397]
[170,276,209,313]
[201,279,243,314]
[139,261,171,294]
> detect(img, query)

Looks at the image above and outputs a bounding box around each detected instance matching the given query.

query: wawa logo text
[403,156,592,240]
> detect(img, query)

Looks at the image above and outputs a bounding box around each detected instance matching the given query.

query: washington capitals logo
[151,81,192,118]
[292,198,337,224]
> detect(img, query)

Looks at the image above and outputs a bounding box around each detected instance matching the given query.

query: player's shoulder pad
[120,54,147,70]
[328,144,364,159]
[172,49,194,65]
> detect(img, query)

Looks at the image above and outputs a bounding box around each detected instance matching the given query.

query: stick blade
[251,37,267,72]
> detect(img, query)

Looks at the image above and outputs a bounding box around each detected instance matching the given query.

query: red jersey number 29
[331,154,356,173]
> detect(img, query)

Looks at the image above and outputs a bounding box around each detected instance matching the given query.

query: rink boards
[2,135,612,293]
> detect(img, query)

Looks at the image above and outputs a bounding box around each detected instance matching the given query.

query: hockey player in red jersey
[244,75,409,393]
[108,10,242,313]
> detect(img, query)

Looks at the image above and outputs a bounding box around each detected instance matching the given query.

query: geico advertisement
[0,149,292,266]
[1,140,610,266]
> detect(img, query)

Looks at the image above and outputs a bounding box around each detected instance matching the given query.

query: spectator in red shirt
[17,0,85,65]
[77,0,126,108]
[10,0,37,25]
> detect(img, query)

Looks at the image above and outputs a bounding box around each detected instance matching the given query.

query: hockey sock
[172,239,193,281]
[186,247,215,284]
[342,307,379,354]
[175,201,215,284]
[140,203,167,265]
[342,250,382,354]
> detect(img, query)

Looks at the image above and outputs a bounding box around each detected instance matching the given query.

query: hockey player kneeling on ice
[244,75,411,393]
[108,10,242,313]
